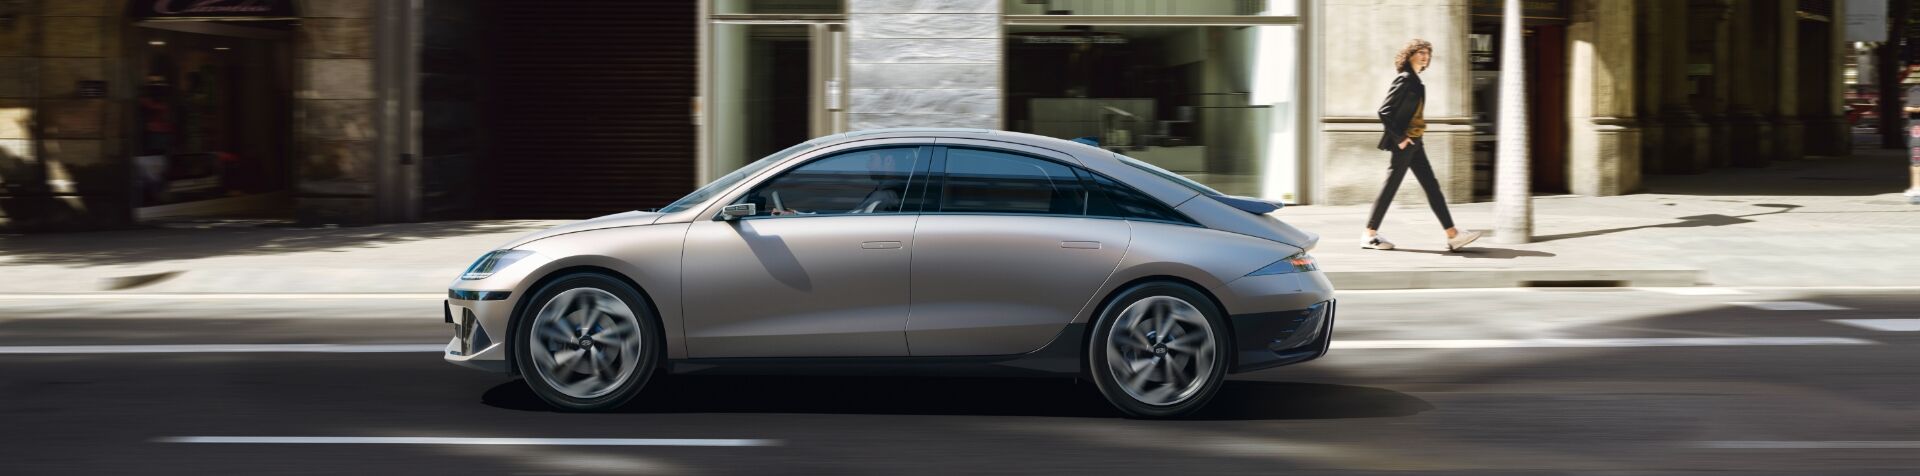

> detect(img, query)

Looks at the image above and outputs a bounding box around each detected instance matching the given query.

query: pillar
[1658,0,1709,174]
[0,0,129,230]
[846,0,1001,130]
[1769,0,1803,164]
[294,0,380,223]
[1567,0,1641,196]
[1726,0,1768,168]
[1690,0,1733,169]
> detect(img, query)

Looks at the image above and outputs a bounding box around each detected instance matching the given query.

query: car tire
[1088,281,1230,418]
[511,272,662,412]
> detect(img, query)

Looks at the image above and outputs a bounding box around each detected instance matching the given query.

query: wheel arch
[1078,274,1237,376]
[503,265,665,376]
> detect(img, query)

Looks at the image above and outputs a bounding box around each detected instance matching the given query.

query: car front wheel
[512,272,661,412]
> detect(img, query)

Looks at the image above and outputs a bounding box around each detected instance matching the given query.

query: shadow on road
[1383,247,1557,259]
[481,376,1433,420]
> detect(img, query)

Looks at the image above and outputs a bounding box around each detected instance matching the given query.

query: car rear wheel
[1088,282,1228,418]
[512,272,661,412]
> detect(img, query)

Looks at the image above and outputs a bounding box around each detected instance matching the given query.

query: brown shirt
[1406,102,1426,139]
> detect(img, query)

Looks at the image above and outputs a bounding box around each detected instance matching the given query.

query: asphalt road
[2,287,1917,475]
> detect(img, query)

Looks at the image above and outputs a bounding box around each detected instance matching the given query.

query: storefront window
[1004,0,1293,17]
[1006,24,1299,200]
[132,27,291,211]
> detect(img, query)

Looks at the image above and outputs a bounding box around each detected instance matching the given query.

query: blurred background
[0,0,1912,230]
[1,1,1918,474]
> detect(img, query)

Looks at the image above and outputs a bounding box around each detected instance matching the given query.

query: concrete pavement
[0,147,1913,293]
[3,288,1916,474]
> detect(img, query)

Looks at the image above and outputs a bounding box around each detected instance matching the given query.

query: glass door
[705,18,847,182]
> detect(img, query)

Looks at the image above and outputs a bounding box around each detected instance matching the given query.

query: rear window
[1113,153,1222,197]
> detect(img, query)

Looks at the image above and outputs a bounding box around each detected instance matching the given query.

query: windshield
[1112,153,1223,196]
[657,141,815,213]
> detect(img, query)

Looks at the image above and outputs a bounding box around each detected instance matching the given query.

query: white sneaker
[1362,234,1395,250]
[1446,229,1483,252]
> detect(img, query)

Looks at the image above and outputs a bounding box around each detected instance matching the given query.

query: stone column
[1804,1,1850,156]
[294,0,379,223]
[1690,0,1733,169]
[846,0,1000,130]
[1318,0,1472,206]
[1635,0,1664,179]
[1658,0,1709,174]
[1566,0,1641,196]
[0,0,128,230]
[1725,0,1767,168]
[1768,0,1802,165]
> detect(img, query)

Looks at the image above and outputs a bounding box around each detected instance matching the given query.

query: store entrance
[130,24,293,221]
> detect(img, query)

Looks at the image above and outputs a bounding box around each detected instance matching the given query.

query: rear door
[906,144,1130,356]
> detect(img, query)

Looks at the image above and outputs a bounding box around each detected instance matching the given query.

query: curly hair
[1393,38,1433,73]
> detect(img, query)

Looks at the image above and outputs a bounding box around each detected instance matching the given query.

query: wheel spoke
[1165,332,1207,354]
[527,287,646,400]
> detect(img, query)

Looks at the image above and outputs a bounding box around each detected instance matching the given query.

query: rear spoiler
[1210,195,1284,215]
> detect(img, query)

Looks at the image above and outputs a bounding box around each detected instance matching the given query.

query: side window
[938,148,1089,215]
[1082,170,1194,224]
[735,147,921,217]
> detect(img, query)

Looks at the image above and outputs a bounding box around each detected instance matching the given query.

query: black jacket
[1376,69,1425,151]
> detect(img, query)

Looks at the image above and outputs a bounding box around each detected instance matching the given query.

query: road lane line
[1330,337,1875,349]
[1828,319,1920,332]
[1728,301,1853,311]
[1697,441,1920,449]
[155,436,781,447]
[0,293,444,300]
[0,344,444,354]
[1639,287,1750,296]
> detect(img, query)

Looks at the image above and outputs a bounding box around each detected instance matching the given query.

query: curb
[1326,268,1703,290]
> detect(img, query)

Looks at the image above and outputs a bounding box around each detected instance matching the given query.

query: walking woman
[1364,39,1481,252]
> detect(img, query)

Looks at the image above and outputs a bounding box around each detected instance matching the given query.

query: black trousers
[1365,138,1455,231]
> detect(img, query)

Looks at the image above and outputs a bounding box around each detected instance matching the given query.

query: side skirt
[666,324,1087,378]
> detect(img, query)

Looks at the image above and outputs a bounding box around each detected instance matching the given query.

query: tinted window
[735,147,920,217]
[1083,170,1194,224]
[938,148,1089,215]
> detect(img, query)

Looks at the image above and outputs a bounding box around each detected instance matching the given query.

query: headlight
[460,250,534,280]
[1246,252,1317,276]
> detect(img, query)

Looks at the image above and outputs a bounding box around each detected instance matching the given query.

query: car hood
[501,210,666,249]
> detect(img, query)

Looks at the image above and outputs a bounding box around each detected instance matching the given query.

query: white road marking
[1828,319,1920,332]
[0,293,444,300]
[1728,301,1853,311]
[155,436,781,447]
[0,344,444,354]
[1697,441,1920,449]
[1330,337,1875,349]
[1639,287,1750,296]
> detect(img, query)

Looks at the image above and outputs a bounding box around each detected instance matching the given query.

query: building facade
[0,0,1857,230]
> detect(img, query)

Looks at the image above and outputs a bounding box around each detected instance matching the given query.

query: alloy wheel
[1103,296,1218,406]
[527,288,643,399]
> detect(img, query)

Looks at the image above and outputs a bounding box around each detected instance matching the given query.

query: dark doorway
[483,1,698,218]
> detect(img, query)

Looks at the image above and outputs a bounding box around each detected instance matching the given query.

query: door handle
[1060,241,1101,249]
[861,241,903,249]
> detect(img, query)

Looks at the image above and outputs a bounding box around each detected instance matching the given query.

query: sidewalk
[2,149,1914,293]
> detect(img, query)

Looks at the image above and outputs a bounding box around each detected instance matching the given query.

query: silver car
[445,128,1335,418]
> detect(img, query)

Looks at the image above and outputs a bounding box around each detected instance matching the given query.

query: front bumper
[1227,299,1335,374]
[443,296,514,373]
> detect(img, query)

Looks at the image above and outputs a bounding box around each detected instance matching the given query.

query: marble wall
[847,0,1001,130]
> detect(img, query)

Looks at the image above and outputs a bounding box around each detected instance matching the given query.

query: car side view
[444,128,1336,418]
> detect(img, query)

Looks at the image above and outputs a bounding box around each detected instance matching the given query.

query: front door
[680,146,925,358]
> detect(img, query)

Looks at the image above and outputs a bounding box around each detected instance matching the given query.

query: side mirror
[719,203,756,221]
